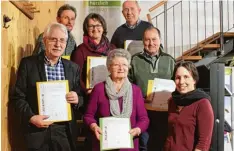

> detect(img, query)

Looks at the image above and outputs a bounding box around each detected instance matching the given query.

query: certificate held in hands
[36,80,72,122]
[99,117,134,150]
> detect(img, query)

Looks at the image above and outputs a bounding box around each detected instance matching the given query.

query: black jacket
[11,53,82,150]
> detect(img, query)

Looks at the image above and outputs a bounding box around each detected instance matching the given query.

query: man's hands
[66,91,79,104]
[29,115,53,128]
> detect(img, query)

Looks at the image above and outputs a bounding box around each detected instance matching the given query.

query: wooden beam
[181,56,202,61]
[10,1,35,20]
[149,0,167,12]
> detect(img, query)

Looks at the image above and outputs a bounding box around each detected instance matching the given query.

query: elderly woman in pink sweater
[84,49,149,151]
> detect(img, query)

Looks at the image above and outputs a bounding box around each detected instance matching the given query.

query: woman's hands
[90,123,102,140]
[129,127,141,137]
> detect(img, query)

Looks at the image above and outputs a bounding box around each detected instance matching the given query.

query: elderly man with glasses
[11,22,83,151]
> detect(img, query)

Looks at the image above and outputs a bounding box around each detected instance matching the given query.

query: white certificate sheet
[99,117,133,150]
[36,80,71,122]
[147,78,176,111]
[86,56,108,89]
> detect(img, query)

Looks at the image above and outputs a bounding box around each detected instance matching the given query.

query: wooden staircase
[176,32,234,62]
[76,119,85,149]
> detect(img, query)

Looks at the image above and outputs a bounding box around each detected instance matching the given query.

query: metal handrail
[149,0,234,59]
[151,1,181,20]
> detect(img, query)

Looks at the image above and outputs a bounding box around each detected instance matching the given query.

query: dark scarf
[172,89,211,106]
[83,36,111,55]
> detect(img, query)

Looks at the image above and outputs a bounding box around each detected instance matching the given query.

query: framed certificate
[86,56,108,89]
[61,55,70,60]
[36,80,71,122]
[99,117,133,150]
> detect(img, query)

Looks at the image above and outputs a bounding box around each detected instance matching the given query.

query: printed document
[36,80,71,122]
[99,117,133,150]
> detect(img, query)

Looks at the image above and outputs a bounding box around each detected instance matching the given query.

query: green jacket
[128,49,175,98]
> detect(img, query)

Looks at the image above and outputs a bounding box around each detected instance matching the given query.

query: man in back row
[111,0,152,49]
[33,4,77,56]
[129,26,175,151]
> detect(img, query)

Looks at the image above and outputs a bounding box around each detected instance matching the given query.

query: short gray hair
[106,49,131,68]
[57,4,77,18]
[122,0,140,9]
[43,22,68,40]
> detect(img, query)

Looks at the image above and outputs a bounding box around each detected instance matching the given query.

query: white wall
[66,0,160,45]
[66,0,234,58]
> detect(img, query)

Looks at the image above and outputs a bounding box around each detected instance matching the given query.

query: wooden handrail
[147,14,152,24]
[149,0,168,12]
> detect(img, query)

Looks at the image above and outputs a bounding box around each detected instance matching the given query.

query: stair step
[77,120,83,124]
[202,44,220,49]
[181,56,202,61]
[77,136,86,142]
[224,32,234,38]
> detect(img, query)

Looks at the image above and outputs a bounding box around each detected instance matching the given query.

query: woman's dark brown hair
[83,13,107,36]
[172,61,199,84]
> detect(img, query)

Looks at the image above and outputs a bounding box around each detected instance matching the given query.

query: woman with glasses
[84,49,149,151]
[71,13,115,105]
[71,13,115,150]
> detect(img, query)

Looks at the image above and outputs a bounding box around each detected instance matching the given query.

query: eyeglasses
[111,63,129,69]
[88,24,102,29]
[61,16,76,22]
[47,37,67,44]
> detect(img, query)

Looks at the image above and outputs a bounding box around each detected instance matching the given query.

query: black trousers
[28,124,72,151]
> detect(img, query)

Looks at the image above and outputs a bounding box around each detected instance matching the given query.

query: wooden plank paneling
[1,1,65,151]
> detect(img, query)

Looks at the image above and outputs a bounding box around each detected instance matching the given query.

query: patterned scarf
[83,36,111,55]
[105,76,133,118]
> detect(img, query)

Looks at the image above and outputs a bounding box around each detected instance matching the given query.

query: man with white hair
[111,0,152,48]
[11,23,82,151]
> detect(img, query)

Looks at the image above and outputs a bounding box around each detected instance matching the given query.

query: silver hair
[106,49,131,68]
[43,22,68,40]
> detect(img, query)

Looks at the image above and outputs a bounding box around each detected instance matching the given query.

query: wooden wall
[1,1,65,150]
